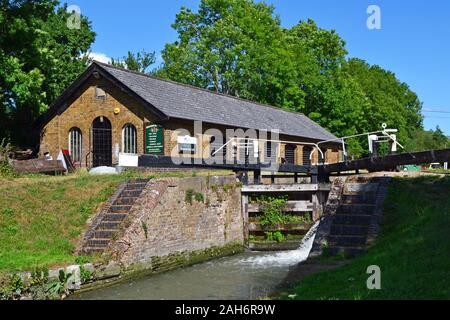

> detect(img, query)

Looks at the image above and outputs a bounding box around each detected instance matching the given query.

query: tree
[157,0,293,106]
[0,0,95,147]
[157,0,428,157]
[406,126,449,152]
[344,58,424,151]
[111,50,156,74]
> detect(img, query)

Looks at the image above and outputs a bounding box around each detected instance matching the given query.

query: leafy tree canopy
[0,0,95,147]
[111,50,156,74]
[157,0,435,156]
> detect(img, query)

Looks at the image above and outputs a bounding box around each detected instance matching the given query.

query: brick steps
[328,235,367,247]
[320,180,386,257]
[81,179,151,255]
[336,204,376,215]
[333,214,372,225]
[341,194,377,205]
[94,230,119,239]
[97,221,122,230]
[102,213,128,222]
[329,224,369,236]
[114,197,138,205]
[327,246,366,257]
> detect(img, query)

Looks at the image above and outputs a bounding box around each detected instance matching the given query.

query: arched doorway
[92,116,112,167]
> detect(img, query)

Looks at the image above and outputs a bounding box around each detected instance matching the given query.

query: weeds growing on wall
[254,196,313,226]
[256,195,289,226]
[0,139,16,178]
[265,231,286,242]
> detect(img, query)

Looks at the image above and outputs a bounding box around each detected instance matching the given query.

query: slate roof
[44,61,337,141]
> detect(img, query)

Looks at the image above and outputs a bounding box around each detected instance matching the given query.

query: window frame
[68,127,83,164]
[122,123,137,154]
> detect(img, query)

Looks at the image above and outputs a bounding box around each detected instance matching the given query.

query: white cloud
[87,52,111,64]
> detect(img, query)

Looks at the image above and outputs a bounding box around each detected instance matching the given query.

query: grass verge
[0,169,233,272]
[279,176,450,300]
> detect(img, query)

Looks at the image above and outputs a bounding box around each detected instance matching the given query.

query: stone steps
[341,194,377,205]
[333,214,372,226]
[97,221,122,230]
[109,205,132,213]
[114,197,138,205]
[327,235,368,247]
[94,230,119,239]
[336,204,376,215]
[327,246,366,257]
[121,190,143,198]
[102,213,128,222]
[329,224,369,236]
[81,178,151,255]
[311,178,391,258]
[87,238,110,247]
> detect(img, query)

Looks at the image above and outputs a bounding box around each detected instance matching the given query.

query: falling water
[72,222,321,300]
[235,220,320,267]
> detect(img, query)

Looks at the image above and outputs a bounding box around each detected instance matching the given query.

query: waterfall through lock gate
[236,220,320,267]
[72,221,321,300]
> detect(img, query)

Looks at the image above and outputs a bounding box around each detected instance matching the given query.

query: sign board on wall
[145,125,164,155]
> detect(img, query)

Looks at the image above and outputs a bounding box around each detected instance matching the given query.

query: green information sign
[145,125,164,155]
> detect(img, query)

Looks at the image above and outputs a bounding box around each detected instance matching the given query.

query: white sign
[177,135,197,145]
[119,153,139,167]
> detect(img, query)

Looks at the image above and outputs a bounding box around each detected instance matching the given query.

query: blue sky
[74,0,450,135]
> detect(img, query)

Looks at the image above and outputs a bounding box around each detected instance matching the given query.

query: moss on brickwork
[121,242,243,278]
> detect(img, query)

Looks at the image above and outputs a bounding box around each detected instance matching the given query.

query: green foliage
[45,269,72,297]
[265,231,285,242]
[281,177,450,299]
[185,189,194,205]
[79,265,93,284]
[158,0,430,157]
[0,1,96,147]
[405,126,449,152]
[141,220,148,239]
[111,50,156,74]
[257,195,288,226]
[194,192,205,203]
[222,184,234,193]
[0,273,24,300]
[0,139,16,178]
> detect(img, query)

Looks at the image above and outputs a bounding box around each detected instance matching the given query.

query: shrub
[185,189,194,205]
[194,192,204,203]
[0,139,15,178]
[265,231,286,242]
[257,195,289,226]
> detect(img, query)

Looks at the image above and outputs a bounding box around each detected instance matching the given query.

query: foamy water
[234,221,320,267]
[72,222,320,300]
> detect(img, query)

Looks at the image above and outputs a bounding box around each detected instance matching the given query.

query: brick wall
[40,76,158,166]
[109,176,244,270]
[40,73,341,167]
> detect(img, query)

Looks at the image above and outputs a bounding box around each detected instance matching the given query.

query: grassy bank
[281,176,450,300]
[0,169,232,272]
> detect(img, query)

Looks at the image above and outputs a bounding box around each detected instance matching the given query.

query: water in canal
[73,222,319,300]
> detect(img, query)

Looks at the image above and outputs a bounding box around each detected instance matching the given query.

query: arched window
[122,124,137,154]
[68,127,82,163]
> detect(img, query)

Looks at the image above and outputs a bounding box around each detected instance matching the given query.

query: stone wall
[109,175,244,272]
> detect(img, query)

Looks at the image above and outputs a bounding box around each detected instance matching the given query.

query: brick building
[38,61,341,168]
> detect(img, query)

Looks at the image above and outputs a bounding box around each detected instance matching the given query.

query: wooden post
[312,193,321,221]
[242,195,249,246]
